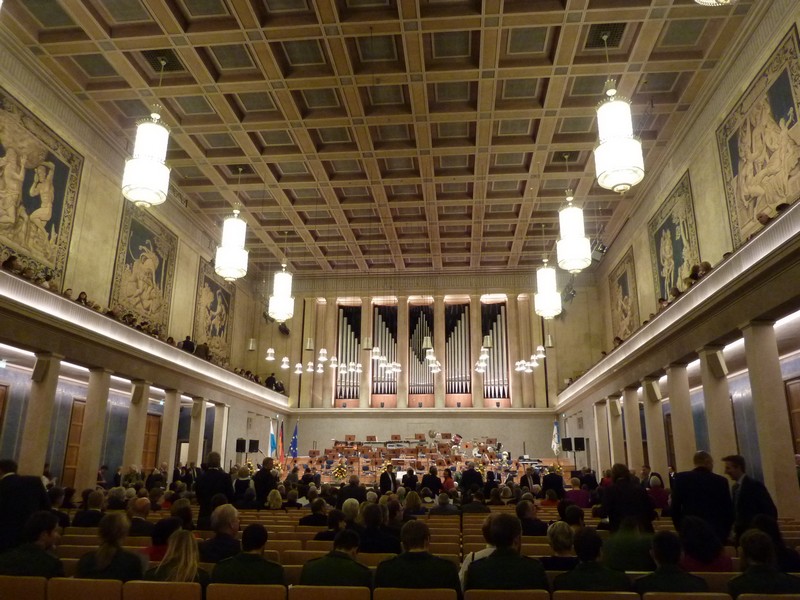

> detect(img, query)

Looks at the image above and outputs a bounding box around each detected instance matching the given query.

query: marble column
[517,295,533,408]
[607,395,625,466]
[287,297,303,408]
[594,401,611,474]
[158,388,181,481]
[211,404,229,465]
[359,296,373,408]
[18,353,62,475]
[469,294,483,408]
[699,345,738,469]
[532,314,548,408]
[122,380,150,470]
[641,377,669,482]
[742,322,800,518]
[74,368,111,492]
[298,297,316,409]
[505,295,522,408]
[666,364,696,472]
[623,386,644,471]
[433,295,446,408]
[321,297,338,408]
[397,296,409,408]
[187,397,207,466]
[311,300,326,408]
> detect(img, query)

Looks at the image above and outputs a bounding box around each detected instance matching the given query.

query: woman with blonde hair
[404,490,426,515]
[265,489,285,511]
[145,529,209,587]
[76,513,144,581]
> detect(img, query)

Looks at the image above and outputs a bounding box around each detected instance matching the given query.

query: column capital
[594,399,607,406]
[164,388,182,395]
[666,362,689,371]
[623,384,641,392]
[740,319,776,332]
[89,367,114,375]
[34,351,64,360]
[131,379,151,386]
[697,344,725,355]
[606,393,622,400]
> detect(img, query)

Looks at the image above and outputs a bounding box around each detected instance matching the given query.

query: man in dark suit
[211,524,284,585]
[520,467,540,491]
[542,466,565,499]
[0,459,50,553]
[0,511,63,577]
[728,529,800,598]
[299,498,329,526]
[379,464,398,495]
[401,468,418,491]
[128,497,155,537]
[194,452,233,521]
[553,528,631,592]
[723,454,778,542]
[516,499,547,536]
[71,489,104,527]
[300,529,372,588]
[460,491,491,513]
[199,504,242,563]
[460,462,484,495]
[670,450,733,543]
[358,503,401,554]
[253,457,278,506]
[634,531,708,594]
[420,466,443,496]
[375,520,461,598]
[336,475,367,508]
[429,493,460,515]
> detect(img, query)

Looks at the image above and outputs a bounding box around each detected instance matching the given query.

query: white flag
[551,420,561,456]
[269,420,277,457]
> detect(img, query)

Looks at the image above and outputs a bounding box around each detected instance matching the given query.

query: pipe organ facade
[482,302,510,401]
[335,305,361,402]
[372,304,398,396]
[409,304,435,397]
[445,303,471,395]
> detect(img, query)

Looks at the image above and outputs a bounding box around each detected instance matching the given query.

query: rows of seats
[2,577,795,600]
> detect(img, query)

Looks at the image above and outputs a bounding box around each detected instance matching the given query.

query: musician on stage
[520,467,540,492]
[380,464,398,495]
[402,468,418,491]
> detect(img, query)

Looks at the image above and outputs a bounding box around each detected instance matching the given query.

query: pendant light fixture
[593,33,644,193]
[280,357,290,369]
[694,0,735,5]
[534,224,562,319]
[267,230,295,322]
[214,168,249,281]
[265,348,275,361]
[122,58,170,207]
[556,187,592,273]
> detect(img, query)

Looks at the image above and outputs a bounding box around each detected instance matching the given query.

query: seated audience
[128,497,155,537]
[564,478,591,508]
[76,513,145,581]
[265,489,286,511]
[73,489,105,527]
[563,504,585,533]
[282,489,302,509]
[0,511,64,577]
[599,463,655,532]
[375,520,461,597]
[144,517,182,562]
[750,514,800,573]
[170,497,195,530]
[144,529,209,587]
[299,498,329,526]
[403,490,426,516]
[459,515,495,591]
[301,529,372,588]
[460,491,491,513]
[359,503,401,554]
[234,487,260,510]
[211,524,284,584]
[429,492,460,515]
[516,499,547,536]
[647,476,670,513]
[679,515,733,572]
[47,487,70,530]
[553,527,631,592]
[199,504,241,563]
[465,513,548,591]
[729,529,800,598]
[541,488,560,506]
[540,521,579,571]
[314,509,347,541]
[634,531,708,594]
[385,499,412,536]
[602,516,656,572]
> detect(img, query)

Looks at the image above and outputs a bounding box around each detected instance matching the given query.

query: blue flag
[269,421,277,457]
[289,422,298,459]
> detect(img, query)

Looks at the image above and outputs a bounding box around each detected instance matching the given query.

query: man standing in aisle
[723,454,777,542]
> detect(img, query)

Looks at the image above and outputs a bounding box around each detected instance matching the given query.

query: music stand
[390,434,401,441]
[345,434,356,443]
[366,435,377,442]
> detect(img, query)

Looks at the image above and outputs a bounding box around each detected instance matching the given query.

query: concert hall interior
[0,0,800,515]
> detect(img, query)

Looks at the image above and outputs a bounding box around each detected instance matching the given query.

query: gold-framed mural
[716,26,800,247]
[193,258,234,365]
[647,172,701,301]
[0,85,84,290]
[109,203,177,333]
[608,247,640,341]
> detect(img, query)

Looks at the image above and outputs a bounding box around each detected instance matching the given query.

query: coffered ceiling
[0,0,757,278]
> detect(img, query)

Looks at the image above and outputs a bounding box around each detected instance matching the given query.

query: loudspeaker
[562,437,573,452]
[643,379,662,402]
[574,437,586,452]
[31,357,50,383]
[379,402,385,408]
[249,439,259,453]
[235,438,246,453]
[705,349,728,378]
[191,399,203,418]
[608,397,622,416]
[456,402,461,408]
[495,402,501,408]
[342,403,347,408]
[418,402,423,408]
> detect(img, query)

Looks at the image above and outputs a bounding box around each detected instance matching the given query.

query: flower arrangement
[245,461,255,476]
[379,460,392,474]
[332,463,348,481]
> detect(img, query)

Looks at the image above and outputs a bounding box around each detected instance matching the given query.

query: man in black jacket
[379,464,398,495]
[460,462,484,495]
[420,466,443,496]
[199,504,242,563]
[723,454,777,542]
[195,452,233,521]
[253,457,278,506]
[542,466,565,499]
[671,450,734,543]
[336,475,367,508]
[0,459,50,553]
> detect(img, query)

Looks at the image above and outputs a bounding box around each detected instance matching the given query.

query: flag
[269,421,277,458]
[277,421,284,463]
[289,421,299,459]
[551,420,561,456]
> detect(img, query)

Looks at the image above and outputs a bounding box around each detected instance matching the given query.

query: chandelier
[267,263,294,322]
[556,189,591,273]
[214,209,248,281]
[593,34,644,193]
[121,104,171,207]
[694,0,735,4]
[534,259,562,319]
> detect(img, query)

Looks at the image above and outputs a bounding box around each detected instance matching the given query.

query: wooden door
[61,399,85,488]
[785,378,800,453]
[140,413,161,473]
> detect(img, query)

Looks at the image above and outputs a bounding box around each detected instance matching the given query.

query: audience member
[374,520,461,597]
[265,489,286,511]
[299,498,329,526]
[647,476,670,513]
[459,515,495,591]
[599,463,655,532]
[671,450,733,544]
[402,468,418,491]
[403,491,426,516]
[72,490,105,527]
[465,513,548,591]
[421,466,444,496]
[723,454,778,542]
[679,516,734,572]
[460,462,484,496]
[282,489,302,509]
[314,509,346,541]
[300,529,372,588]
[76,513,144,581]
[0,511,63,577]
[47,487,70,530]
[199,504,241,563]
[565,478,591,508]
[128,497,155,537]
[170,498,195,530]
[253,458,278,506]
[144,517,182,562]
[337,475,367,508]
[728,530,800,598]
[516,500,547,536]
[429,492,460,515]
[602,516,656,572]
[460,491,490,513]
[211,524,284,584]
[634,531,709,594]
[195,452,233,521]
[750,514,800,573]
[144,529,209,587]
[540,521,579,571]
[553,527,631,592]
[563,505,585,532]
[0,459,51,553]
[359,503,401,554]
[379,464,398,495]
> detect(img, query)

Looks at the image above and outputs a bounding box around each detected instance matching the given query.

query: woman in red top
[442,469,455,491]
